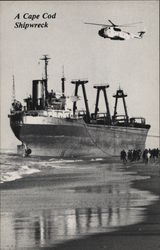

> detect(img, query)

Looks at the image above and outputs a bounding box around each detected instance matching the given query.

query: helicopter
[84,20,145,40]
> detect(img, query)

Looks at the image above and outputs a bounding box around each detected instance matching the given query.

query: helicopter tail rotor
[137,31,146,38]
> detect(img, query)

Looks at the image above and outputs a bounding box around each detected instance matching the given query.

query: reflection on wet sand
[1,184,150,249]
[12,207,125,248]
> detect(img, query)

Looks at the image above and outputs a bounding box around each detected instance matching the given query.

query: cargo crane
[112,89,129,124]
[71,79,90,123]
[93,85,111,124]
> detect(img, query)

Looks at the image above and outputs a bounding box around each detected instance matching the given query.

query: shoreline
[1,158,160,250]
[39,161,160,250]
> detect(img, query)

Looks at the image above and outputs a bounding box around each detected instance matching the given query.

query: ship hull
[10,116,149,157]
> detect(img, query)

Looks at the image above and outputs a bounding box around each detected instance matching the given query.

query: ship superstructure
[9,56,150,157]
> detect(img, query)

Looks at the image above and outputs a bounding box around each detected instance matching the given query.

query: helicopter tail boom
[135,31,145,39]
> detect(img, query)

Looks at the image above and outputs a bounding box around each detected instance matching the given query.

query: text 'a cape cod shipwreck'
[8,55,150,157]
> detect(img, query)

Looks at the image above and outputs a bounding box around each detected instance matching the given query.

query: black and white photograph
[0,1,159,249]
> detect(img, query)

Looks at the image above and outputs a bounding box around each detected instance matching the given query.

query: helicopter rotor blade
[114,22,143,27]
[108,20,116,26]
[84,22,111,27]
[84,21,143,28]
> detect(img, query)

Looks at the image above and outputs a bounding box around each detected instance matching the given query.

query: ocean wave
[0,165,40,183]
[90,158,103,161]
[48,158,83,163]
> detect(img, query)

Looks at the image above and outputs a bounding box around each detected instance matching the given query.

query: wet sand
[1,158,160,250]
[40,161,160,250]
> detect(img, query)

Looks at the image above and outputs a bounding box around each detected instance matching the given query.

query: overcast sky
[0,1,159,149]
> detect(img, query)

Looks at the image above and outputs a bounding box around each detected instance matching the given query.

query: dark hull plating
[10,116,149,157]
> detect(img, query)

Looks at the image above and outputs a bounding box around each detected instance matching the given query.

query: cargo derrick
[112,89,129,125]
[71,80,90,123]
[92,85,111,125]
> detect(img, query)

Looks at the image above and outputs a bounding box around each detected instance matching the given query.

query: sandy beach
[1,156,160,250]
[47,161,160,250]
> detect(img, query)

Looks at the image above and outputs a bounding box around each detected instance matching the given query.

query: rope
[79,120,113,157]
[147,134,160,138]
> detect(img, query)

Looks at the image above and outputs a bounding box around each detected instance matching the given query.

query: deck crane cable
[78,120,113,157]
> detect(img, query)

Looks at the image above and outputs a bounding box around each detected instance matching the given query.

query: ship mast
[61,65,65,97]
[12,75,15,102]
[40,55,51,98]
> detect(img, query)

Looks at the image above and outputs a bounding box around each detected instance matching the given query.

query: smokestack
[32,80,45,109]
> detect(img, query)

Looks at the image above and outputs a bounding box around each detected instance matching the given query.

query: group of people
[120,148,159,164]
[142,148,159,164]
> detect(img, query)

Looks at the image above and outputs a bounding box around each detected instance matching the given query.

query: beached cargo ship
[8,56,150,157]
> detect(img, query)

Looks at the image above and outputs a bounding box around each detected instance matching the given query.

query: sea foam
[0,165,40,183]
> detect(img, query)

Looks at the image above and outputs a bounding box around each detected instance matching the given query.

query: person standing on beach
[127,150,133,162]
[142,149,148,164]
[147,150,151,163]
[120,150,127,164]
